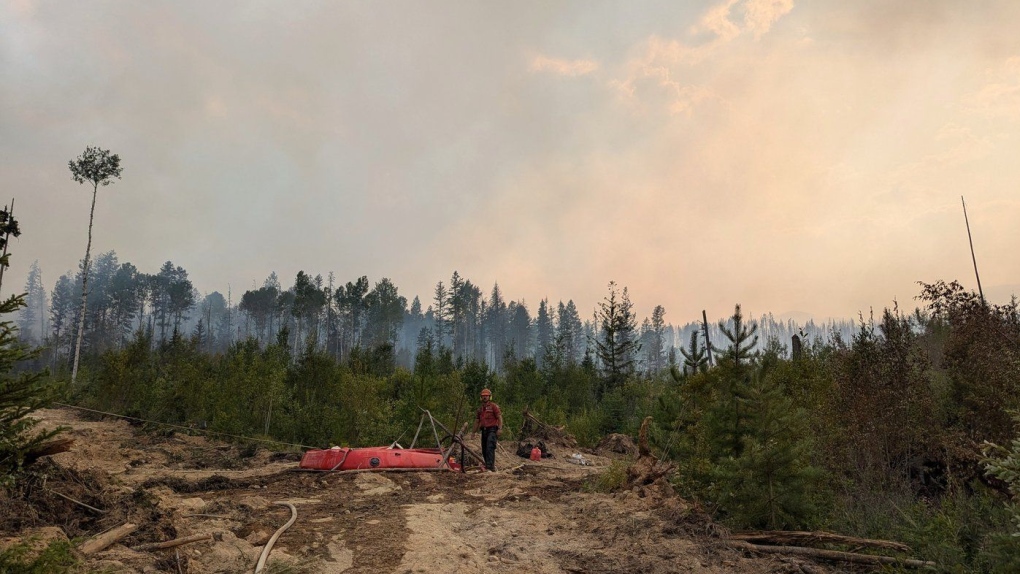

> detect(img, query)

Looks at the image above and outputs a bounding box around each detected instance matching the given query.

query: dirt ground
[0,408,846,573]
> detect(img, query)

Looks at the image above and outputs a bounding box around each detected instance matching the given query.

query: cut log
[131,532,219,552]
[731,531,911,553]
[726,540,936,569]
[23,438,74,466]
[78,523,137,555]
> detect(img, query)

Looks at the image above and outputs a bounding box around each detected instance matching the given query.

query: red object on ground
[299,446,460,471]
[530,447,542,461]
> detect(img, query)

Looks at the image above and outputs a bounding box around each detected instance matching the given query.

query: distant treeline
[48,276,1020,572]
[17,252,857,374]
[17,252,1020,569]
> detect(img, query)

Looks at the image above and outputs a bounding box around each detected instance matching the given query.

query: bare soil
[0,408,843,573]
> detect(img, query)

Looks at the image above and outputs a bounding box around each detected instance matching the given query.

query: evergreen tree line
[20,255,857,377]
[28,269,1020,571]
[653,283,1020,571]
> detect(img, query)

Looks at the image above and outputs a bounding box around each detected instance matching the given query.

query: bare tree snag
[626,417,675,497]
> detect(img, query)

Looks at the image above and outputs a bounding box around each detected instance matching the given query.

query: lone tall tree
[68,146,122,385]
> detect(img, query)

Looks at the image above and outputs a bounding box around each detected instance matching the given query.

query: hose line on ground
[254,501,297,573]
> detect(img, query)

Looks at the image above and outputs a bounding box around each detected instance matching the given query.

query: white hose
[254,502,297,573]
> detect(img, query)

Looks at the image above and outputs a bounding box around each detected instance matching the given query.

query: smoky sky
[3,0,1019,323]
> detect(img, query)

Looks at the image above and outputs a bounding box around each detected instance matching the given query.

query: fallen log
[23,438,74,466]
[726,540,936,569]
[731,531,911,553]
[78,522,137,555]
[131,532,220,552]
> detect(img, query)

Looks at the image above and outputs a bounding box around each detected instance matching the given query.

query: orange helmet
[480,388,492,397]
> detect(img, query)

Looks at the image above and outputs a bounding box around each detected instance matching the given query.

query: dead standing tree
[68,146,122,385]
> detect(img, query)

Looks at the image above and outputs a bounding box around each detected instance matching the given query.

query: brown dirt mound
[520,409,577,449]
[597,433,638,456]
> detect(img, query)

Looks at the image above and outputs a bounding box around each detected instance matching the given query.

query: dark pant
[481,427,498,471]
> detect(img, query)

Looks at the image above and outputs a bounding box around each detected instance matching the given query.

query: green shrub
[585,460,628,493]
[0,538,77,574]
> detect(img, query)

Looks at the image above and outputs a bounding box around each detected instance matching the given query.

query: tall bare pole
[961,196,985,306]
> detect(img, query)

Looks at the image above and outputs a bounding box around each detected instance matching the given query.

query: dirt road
[2,408,820,573]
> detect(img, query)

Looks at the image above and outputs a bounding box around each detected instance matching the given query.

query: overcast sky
[2,0,1019,324]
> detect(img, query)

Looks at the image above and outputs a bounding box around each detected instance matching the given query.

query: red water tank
[530,447,542,461]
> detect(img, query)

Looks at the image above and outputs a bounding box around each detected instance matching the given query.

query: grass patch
[584,460,629,493]
[0,539,77,574]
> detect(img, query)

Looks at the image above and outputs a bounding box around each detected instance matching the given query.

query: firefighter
[472,388,502,471]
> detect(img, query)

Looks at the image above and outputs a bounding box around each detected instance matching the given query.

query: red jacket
[476,402,502,428]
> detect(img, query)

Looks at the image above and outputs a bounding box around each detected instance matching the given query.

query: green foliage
[0,538,77,573]
[594,282,639,396]
[983,413,1020,540]
[710,370,823,530]
[919,281,1020,446]
[565,409,605,448]
[0,294,61,486]
[68,146,123,189]
[62,281,1020,572]
[823,309,942,490]
[206,338,289,439]
[584,460,629,493]
[828,484,1019,573]
[654,368,714,493]
[707,304,760,459]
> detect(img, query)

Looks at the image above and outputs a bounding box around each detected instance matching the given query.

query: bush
[585,460,628,493]
[0,294,61,486]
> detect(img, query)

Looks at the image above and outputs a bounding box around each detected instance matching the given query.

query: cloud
[964,56,1020,121]
[698,0,741,42]
[696,0,794,41]
[529,55,599,77]
[608,36,714,115]
[610,0,795,115]
[743,0,795,38]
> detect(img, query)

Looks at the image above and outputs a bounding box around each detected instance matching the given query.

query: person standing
[472,388,502,471]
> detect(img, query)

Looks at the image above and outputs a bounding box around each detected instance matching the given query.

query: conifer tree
[711,304,759,457]
[535,298,554,367]
[679,330,709,376]
[714,304,759,367]
[557,300,584,364]
[485,283,508,370]
[18,261,45,345]
[68,146,122,385]
[595,282,640,396]
[432,280,448,348]
[49,274,76,369]
[646,305,667,373]
[0,209,61,483]
[711,365,821,530]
